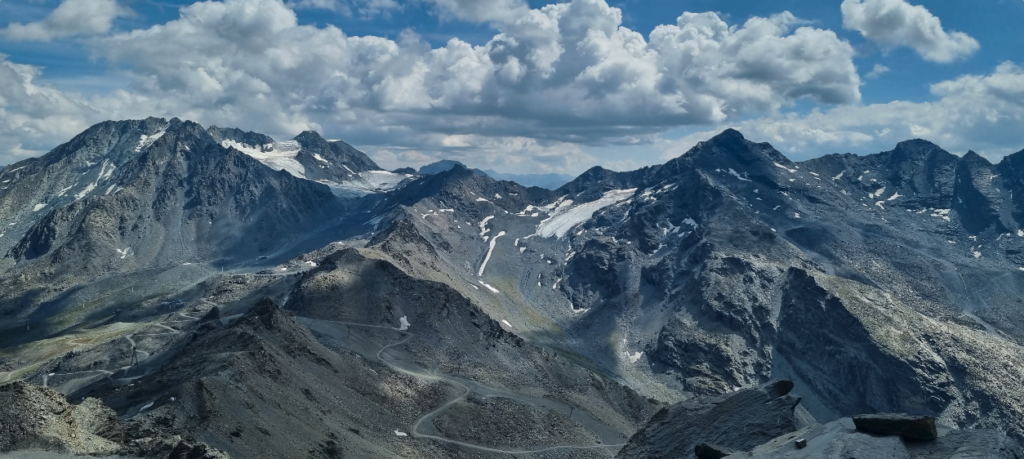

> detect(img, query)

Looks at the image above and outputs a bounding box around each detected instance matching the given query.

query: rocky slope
[337,128,1024,443]
[0,381,227,458]
[3,119,1024,457]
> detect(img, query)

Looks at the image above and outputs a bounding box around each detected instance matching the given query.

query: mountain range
[416,159,574,190]
[1,118,1023,458]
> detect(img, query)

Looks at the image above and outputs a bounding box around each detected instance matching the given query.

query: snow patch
[931,209,952,221]
[501,320,512,328]
[32,203,46,212]
[56,182,76,197]
[479,216,495,237]
[221,139,306,179]
[394,430,408,437]
[626,351,644,364]
[478,280,500,293]
[135,129,167,153]
[397,316,410,331]
[98,161,116,181]
[887,192,902,201]
[319,170,408,198]
[478,231,506,276]
[536,189,635,238]
[774,162,797,173]
[727,168,750,181]
[75,182,97,200]
[312,153,330,165]
[116,248,131,259]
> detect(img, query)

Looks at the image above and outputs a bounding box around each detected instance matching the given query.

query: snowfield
[319,171,412,198]
[478,231,506,276]
[536,189,636,238]
[221,139,306,179]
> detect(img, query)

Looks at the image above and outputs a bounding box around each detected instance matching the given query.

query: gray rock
[853,414,938,441]
[617,380,810,459]
[727,416,1024,459]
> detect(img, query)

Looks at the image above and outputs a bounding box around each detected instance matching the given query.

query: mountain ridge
[3,118,1024,458]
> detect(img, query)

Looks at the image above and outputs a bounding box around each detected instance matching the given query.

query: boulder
[852,414,937,441]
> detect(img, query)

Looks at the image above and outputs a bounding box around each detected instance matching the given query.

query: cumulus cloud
[424,0,530,23]
[91,0,859,143]
[842,0,979,63]
[1,0,127,42]
[0,56,98,160]
[4,0,1012,175]
[660,62,1024,162]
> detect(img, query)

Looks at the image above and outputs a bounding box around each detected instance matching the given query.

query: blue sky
[1,0,1022,173]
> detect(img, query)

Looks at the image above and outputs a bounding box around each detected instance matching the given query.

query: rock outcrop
[618,380,1024,459]
[617,380,813,459]
[0,381,227,458]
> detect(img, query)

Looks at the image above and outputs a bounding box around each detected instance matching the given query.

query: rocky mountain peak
[961,150,993,167]
[888,138,954,164]
[294,130,329,148]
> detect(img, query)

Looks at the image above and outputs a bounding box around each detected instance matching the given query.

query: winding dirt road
[300,317,629,456]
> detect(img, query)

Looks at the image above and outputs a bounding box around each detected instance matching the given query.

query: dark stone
[853,413,938,441]
[795,438,807,448]
[617,380,810,459]
[695,442,737,459]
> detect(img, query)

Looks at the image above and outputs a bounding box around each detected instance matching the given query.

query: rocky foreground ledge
[617,380,1024,459]
[3,375,1022,459]
[0,381,227,459]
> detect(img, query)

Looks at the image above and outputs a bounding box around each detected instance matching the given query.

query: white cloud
[424,0,530,23]
[0,56,99,160]
[289,0,400,16]
[866,64,890,79]
[841,0,979,63]
[1,0,127,42]
[90,0,859,143]
[2,0,1015,176]
[659,62,1024,162]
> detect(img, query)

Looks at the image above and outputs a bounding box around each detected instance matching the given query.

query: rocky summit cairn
[852,414,938,441]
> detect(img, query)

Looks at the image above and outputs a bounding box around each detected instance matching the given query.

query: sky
[0,0,1022,174]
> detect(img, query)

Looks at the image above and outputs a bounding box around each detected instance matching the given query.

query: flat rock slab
[853,414,937,441]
